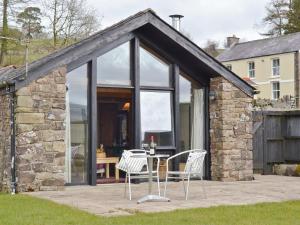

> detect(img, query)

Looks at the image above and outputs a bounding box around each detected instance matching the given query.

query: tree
[42,0,67,47]
[17,7,43,39]
[261,0,291,37]
[0,0,9,65]
[62,0,99,45]
[203,40,220,57]
[284,0,300,34]
[42,0,101,48]
[0,0,31,65]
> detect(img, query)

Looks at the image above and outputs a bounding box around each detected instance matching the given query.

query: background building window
[272,59,280,76]
[248,62,255,78]
[226,64,232,71]
[272,82,280,100]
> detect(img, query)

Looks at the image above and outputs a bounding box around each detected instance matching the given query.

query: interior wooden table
[97,157,119,180]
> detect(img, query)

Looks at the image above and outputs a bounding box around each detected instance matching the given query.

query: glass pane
[272,59,280,76]
[140,91,173,146]
[140,46,170,87]
[97,42,130,85]
[179,74,204,152]
[66,64,88,184]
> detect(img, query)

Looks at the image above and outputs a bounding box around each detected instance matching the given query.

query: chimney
[169,14,184,31]
[226,35,239,48]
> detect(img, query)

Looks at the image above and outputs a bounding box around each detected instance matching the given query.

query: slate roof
[0,65,17,82]
[217,32,300,62]
[0,9,255,96]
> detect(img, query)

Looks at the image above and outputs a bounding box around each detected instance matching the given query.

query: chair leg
[157,175,160,196]
[128,174,132,200]
[124,173,128,198]
[164,173,168,197]
[201,177,207,199]
[182,177,186,196]
[185,175,191,200]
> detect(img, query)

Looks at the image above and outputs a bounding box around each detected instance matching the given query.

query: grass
[0,194,300,225]
[3,38,78,67]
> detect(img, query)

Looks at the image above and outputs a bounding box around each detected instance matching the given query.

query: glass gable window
[65,64,89,184]
[140,91,173,146]
[140,46,170,87]
[97,42,130,85]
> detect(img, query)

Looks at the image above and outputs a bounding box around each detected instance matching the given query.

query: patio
[27,175,300,216]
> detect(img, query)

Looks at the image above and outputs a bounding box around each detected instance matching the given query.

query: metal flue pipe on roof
[169,14,184,31]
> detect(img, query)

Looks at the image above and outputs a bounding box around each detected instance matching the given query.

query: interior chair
[164,149,207,200]
[116,149,160,200]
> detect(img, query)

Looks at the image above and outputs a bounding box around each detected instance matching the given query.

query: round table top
[147,154,169,158]
[131,154,169,158]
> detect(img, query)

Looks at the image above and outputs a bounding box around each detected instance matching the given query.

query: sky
[87,0,270,47]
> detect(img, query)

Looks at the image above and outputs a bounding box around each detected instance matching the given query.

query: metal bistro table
[136,153,170,204]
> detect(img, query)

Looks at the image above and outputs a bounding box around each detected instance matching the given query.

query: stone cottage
[0,9,255,193]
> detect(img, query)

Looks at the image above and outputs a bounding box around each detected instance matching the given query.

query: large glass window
[179,74,204,152]
[140,91,173,147]
[140,46,170,87]
[97,42,130,85]
[65,64,89,184]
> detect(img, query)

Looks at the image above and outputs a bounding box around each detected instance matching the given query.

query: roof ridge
[236,31,300,46]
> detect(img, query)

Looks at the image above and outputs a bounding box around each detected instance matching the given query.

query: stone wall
[253,95,296,110]
[15,67,66,192]
[0,94,11,192]
[210,77,253,181]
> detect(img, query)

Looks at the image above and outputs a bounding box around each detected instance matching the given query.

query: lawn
[0,194,300,225]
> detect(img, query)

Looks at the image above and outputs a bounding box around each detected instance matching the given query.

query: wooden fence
[253,110,300,174]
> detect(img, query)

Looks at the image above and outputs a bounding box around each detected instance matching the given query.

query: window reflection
[179,74,204,152]
[65,64,88,184]
[140,46,170,87]
[140,91,173,146]
[97,42,130,85]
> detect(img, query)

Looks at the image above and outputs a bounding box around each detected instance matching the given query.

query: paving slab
[27,175,300,216]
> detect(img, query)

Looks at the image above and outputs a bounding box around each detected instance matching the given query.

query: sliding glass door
[65,64,89,184]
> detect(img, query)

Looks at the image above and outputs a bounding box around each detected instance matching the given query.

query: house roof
[0,65,17,82]
[0,9,255,96]
[242,77,257,87]
[217,32,300,62]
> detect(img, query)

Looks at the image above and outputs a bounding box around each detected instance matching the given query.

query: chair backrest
[116,149,148,173]
[184,150,207,177]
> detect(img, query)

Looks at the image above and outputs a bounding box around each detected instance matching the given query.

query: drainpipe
[10,90,16,194]
[0,83,16,194]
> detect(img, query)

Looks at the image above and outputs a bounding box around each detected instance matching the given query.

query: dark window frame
[66,35,210,185]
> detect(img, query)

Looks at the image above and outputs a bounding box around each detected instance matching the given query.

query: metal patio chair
[116,149,160,200]
[163,149,207,200]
